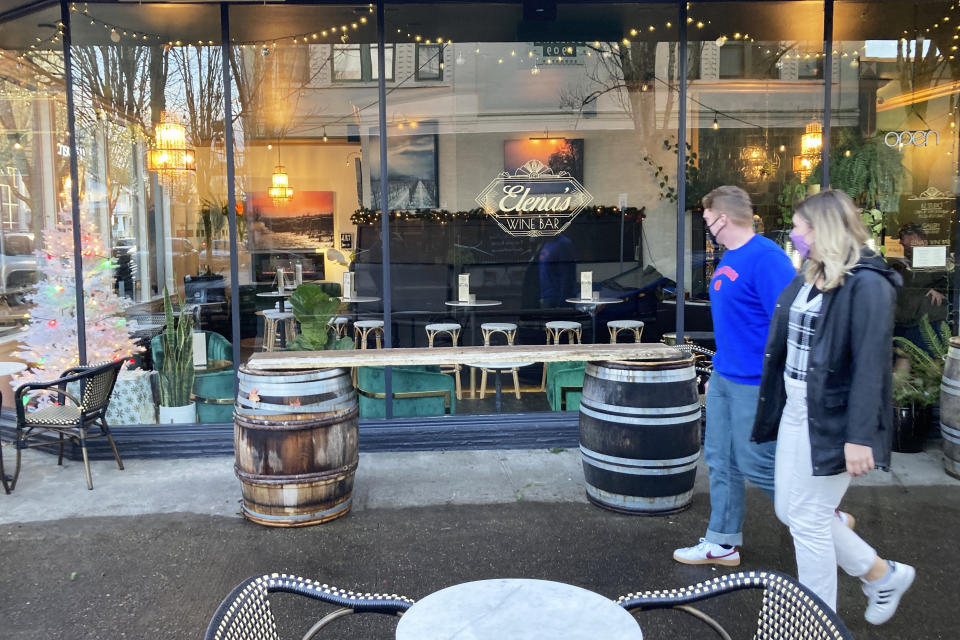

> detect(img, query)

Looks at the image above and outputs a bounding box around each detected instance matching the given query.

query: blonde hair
[793,189,872,291]
[702,185,754,226]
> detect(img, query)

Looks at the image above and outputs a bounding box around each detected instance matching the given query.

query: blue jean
[704,373,777,546]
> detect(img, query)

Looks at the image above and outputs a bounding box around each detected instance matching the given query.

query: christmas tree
[11,211,142,392]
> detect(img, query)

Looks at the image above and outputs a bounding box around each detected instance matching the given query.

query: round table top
[340,296,381,303]
[0,361,27,376]
[195,359,233,373]
[445,299,502,307]
[256,291,293,298]
[129,323,164,333]
[565,297,624,306]
[395,578,642,640]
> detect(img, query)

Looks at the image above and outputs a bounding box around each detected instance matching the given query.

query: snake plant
[159,287,196,407]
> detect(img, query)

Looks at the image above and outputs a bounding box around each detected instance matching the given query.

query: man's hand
[844,443,875,477]
[926,289,945,305]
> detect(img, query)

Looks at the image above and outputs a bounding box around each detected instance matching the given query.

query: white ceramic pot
[158,402,197,424]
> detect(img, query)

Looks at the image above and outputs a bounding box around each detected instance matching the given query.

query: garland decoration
[351,205,646,225]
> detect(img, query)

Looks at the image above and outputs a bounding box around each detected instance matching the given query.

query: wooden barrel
[941,337,960,479]
[578,351,700,515]
[234,365,358,527]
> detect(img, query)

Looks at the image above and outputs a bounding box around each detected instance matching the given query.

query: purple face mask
[789,229,811,259]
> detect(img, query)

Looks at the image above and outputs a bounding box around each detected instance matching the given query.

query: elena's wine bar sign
[474,159,593,237]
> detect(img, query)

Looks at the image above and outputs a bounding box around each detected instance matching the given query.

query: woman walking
[752,189,915,623]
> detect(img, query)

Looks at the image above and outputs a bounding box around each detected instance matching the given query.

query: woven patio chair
[616,570,854,640]
[203,573,415,640]
[5,360,125,492]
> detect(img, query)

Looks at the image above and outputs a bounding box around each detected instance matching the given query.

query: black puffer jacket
[751,252,902,476]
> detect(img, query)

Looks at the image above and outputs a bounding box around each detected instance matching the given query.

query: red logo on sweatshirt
[711,266,739,291]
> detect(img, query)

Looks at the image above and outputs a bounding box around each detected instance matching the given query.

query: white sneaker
[672,538,741,566]
[862,561,915,625]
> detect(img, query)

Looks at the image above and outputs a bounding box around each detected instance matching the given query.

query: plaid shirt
[785,283,822,382]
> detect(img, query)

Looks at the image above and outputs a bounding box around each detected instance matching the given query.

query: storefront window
[69,3,228,425]
[835,0,958,338]
[9,1,940,430]
[684,1,825,348]
[372,2,680,415]
[228,3,380,370]
[0,6,69,406]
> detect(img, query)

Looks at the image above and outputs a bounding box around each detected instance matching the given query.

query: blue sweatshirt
[709,234,796,385]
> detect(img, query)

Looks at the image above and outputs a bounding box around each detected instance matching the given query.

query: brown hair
[702,185,754,226]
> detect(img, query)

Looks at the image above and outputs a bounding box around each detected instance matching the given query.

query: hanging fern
[810,130,905,212]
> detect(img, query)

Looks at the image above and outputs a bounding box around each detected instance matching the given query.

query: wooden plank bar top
[246,342,679,370]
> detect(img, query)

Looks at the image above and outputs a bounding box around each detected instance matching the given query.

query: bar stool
[328,316,351,338]
[425,322,462,400]
[475,322,520,399]
[258,309,297,352]
[608,320,644,343]
[542,320,582,389]
[354,319,385,350]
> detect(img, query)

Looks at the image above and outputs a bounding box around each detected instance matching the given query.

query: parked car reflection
[0,232,38,306]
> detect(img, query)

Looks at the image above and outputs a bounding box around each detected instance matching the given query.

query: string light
[712,114,719,130]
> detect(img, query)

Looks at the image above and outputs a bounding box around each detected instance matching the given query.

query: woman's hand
[844,443,875,477]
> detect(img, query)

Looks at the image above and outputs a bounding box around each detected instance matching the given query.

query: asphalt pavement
[1,444,958,639]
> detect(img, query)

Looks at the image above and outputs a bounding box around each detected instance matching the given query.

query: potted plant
[233,283,356,527]
[157,287,196,424]
[892,315,950,452]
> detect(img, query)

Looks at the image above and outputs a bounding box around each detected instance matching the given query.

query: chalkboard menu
[898,187,956,247]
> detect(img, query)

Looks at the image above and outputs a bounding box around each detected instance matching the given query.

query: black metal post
[221,4,242,393]
[61,0,86,365]
[376,0,392,418]
[674,3,688,341]
[821,0,834,190]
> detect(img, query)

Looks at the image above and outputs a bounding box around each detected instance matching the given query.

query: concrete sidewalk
[2,443,956,524]
[2,445,958,640]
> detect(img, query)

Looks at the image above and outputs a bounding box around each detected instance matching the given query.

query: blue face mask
[789,229,811,259]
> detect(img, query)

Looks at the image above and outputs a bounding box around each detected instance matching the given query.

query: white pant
[775,380,877,611]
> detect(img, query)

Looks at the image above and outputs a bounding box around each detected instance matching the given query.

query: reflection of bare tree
[70,44,166,226]
[71,45,155,130]
[0,56,66,231]
[895,34,953,192]
[230,45,336,142]
[558,41,699,202]
[168,45,225,203]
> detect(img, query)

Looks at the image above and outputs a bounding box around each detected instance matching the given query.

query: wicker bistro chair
[5,360,125,492]
[204,573,415,640]
[616,570,855,640]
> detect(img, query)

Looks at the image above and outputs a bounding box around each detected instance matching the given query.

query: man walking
[673,186,796,566]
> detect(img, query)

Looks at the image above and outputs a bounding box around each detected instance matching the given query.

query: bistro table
[460,361,535,412]
[565,296,623,343]
[395,578,643,640]
[338,295,381,342]
[195,358,233,373]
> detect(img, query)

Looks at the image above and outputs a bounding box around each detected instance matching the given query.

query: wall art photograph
[368,132,439,209]
[247,190,335,250]
[504,138,584,183]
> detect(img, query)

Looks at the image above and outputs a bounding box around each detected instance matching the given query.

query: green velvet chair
[357,365,456,418]
[151,330,235,423]
[545,361,585,412]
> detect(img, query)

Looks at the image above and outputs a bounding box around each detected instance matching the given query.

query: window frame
[332,43,395,83]
[415,43,443,81]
